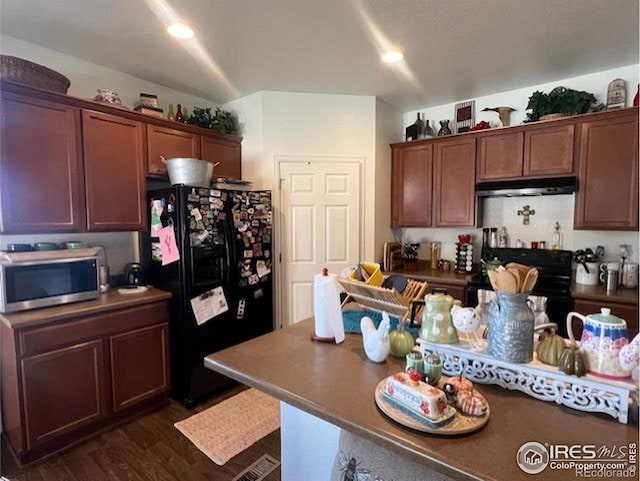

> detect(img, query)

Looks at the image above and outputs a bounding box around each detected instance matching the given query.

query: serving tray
[374,379,490,435]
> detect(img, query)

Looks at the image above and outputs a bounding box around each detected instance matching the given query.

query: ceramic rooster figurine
[360,312,391,363]
[482,106,516,126]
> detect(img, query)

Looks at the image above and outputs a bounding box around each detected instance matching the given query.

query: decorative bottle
[551,222,562,250]
[175,104,184,122]
[182,105,189,123]
[438,120,452,136]
[424,120,434,138]
[634,84,639,107]
[415,113,425,139]
[166,103,175,121]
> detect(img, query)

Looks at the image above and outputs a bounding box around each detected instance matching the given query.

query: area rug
[174,388,280,465]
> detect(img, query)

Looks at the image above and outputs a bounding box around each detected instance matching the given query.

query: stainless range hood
[475,176,577,198]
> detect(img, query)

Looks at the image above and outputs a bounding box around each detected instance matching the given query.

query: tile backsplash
[403,194,639,263]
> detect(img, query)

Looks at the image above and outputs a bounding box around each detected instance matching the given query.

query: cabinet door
[82,110,146,231]
[21,340,107,450]
[0,93,84,233]
[434,137,477,226]
[523,123,575,176]
[201,135,241,179]
[574,111,639,230]
[478,131,523,180]
[426,282,467,305]
[572,299,638,338]
[109,323,169,412]
[146,125,200,176]
[393,144,433,227]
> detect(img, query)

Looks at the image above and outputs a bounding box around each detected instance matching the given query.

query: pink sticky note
[158,225,180,265]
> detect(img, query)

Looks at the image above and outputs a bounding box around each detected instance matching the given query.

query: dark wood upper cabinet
[21,340,108,450]
[0,92,85,233]
[146,125,200,176]
[574,110,639,230]
[82,110,146,231]
[523,123,575,176]
[478,131,524,180]
[392,144,433,227]
[434,137,477,227]
[201,135,241,179]
[110,323,169,412]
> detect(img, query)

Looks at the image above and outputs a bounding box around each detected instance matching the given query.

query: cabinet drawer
[427,282,467,304]
[19,302,168,357]
[110,323,169,412]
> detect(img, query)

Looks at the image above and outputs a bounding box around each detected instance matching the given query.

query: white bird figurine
[360,312,391,363]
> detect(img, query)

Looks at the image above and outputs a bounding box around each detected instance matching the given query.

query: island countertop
[205,318,638,481]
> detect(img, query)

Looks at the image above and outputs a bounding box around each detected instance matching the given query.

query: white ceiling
[1,0,638,110]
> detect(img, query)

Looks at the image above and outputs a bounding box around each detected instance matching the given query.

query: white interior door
[279,160,361,326]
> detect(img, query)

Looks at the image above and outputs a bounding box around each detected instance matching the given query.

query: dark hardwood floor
[1,385,281,481]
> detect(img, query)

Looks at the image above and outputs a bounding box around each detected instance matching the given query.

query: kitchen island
[205,318,638,481]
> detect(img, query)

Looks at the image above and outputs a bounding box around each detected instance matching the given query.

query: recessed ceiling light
[167,22,195,39]
[382,51,403,63]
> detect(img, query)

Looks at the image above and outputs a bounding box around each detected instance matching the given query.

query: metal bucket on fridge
[488,291,535,363]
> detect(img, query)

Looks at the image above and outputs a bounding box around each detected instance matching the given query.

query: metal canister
[605,269,619,293]
[488,291,535,363]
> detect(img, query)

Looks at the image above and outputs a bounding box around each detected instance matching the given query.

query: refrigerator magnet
[190,286,229,325]
[253,288,263,299]
[253,244,263,257]
[256,260,270,278]
[158,225,180,266]
[218,212,227,221]
[244,250,253,258]
[248,274,259,285]
[211,190,222,198]
[190,208,202,220]
[236,298,246,319]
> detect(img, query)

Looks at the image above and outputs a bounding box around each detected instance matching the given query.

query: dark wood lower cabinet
[110,323,169,412]
[1,300,170,465]
[572,298,638,339]
[21,340,108,451]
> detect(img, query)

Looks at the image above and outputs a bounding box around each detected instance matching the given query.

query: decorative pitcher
[488,292,535,363]
[419,293,459,344]
[566,308,630,379]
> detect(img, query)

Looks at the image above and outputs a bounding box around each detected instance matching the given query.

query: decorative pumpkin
[389,321,415,357]
[558,345,587,377]
[536,334,566,366]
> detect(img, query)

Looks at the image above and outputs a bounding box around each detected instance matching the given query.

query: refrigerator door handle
[222,221,233,287]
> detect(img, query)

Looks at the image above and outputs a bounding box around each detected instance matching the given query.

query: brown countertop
[0,287,172,330]
[388,261,476,286]
[205,318,637,481]
[571,281,639,305]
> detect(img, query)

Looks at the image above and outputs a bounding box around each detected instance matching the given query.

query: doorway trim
[274,154,365,329]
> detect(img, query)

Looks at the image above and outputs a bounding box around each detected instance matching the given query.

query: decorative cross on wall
[517,205,536,225]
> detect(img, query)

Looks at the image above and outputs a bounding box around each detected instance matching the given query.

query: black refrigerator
[143,185,273,408]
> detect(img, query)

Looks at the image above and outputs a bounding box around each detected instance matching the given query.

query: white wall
[374,99,403,261]
[404,64,639,129]
[401,64,640,264]
[0,35,219,111]
[224,92,264,187]
[0,36,220,274]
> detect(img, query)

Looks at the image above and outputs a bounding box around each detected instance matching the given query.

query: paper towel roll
[313,271,345,343]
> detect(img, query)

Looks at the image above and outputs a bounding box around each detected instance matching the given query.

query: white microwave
[0,252,101,313]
